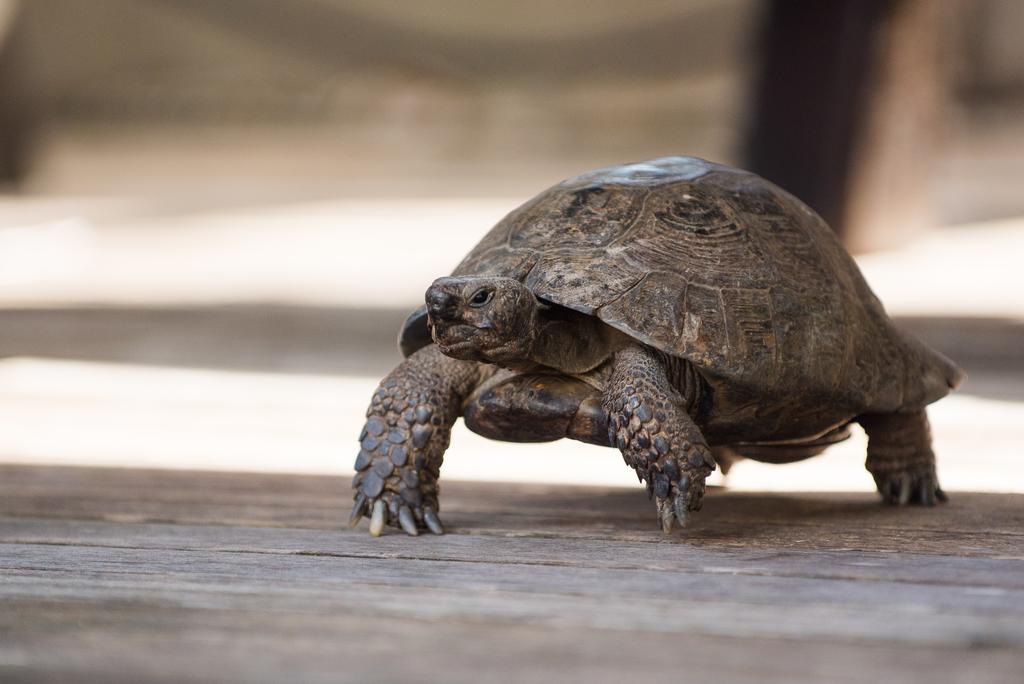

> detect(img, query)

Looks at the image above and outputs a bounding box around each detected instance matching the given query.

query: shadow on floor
[0,304,408,377]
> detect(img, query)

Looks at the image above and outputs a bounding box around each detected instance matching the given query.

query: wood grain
[1,464,1022,683]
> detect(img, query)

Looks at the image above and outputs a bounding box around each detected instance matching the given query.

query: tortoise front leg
[351,345,487,536]
[604,345,716,532]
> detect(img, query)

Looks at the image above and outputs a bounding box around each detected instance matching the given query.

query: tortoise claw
[673,494,690,529]
[874,468,946,507]
[369,499,387,536]
[348,493,367,528]
[898,477,912,505]
[654,478,700,534]
[398,506,419,536]
[918,480,934,506]
[659,500,677,533]
[423,508,444,535]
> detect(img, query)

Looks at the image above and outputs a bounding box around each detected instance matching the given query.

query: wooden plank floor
[1,465,1023,683]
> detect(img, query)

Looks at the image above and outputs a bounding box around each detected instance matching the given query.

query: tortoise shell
[403,157,962,442]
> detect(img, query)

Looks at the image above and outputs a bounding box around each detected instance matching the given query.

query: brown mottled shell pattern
[442,157,961,442]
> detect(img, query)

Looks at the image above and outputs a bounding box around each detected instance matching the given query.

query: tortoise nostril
[426,288,458,318]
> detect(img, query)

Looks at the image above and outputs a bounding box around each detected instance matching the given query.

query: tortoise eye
[469,288,493,307]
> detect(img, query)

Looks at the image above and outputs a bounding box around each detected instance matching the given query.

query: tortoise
[349,156,965,536]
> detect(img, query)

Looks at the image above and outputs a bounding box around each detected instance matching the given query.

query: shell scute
[508,184,645,250]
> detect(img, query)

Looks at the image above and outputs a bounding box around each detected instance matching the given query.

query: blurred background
[0,0,1022,492]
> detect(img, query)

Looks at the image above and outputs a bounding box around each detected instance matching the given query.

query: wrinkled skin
[426,276,539,368]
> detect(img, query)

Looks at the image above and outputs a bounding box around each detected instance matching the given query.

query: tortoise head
[425,276,539,365]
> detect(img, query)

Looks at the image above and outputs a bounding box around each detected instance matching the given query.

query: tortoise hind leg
[858,409,946,506]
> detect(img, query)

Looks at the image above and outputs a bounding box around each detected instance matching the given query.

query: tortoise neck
[528,308,619,375]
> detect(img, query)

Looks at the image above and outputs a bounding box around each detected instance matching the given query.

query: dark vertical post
[744,0,943,250]
[0,2,33,187]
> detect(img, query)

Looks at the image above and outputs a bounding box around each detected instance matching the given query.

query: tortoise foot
[860,410,946,507]
[349,486,444,537]
[637,441,713,532]
[872,466,947,507]
[611,412,714,533]
[651,455,711,532]
[350,346,483,537]
[351,403,447,536]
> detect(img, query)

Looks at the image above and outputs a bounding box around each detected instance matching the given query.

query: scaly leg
[351,345,487,535]
[859,409,946,506]
[604,345,715,532]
